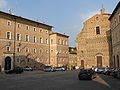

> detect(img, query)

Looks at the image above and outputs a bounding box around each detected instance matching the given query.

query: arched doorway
[4,56,11,70]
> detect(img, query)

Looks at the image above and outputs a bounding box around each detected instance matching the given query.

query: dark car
[112,68,119,78]
[5,67,24,74]
[42,66,54,72]
[78,69,96,80]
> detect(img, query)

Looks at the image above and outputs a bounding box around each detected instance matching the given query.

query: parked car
[78,69,96,80]
[92,67,97,71]
[23,67,33,71]
[104,67,115,75]
[96,67,105,74]
[117,68,120,79]
[112,68,119,78]
[54,67,66,71]
[42,66,54,72]
[5,67,24,74]
[94,67,100,72]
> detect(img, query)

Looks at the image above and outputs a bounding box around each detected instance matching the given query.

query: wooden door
[81,60,84,68]
[97,56,102,67]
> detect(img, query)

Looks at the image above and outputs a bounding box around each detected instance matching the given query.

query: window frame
[16,47,20,52]
[6,46,10,52]
[6,32,11,39]
[96,26,100,35]
[34,48,37,54]
[17,23,20,28]
[25,34,29,42]
[25,47,29,53]
[33,36,37,43]
[26,25,29,30]
[16,33,21,41]
[7,21,11,26]
[40,37,43,43]
[33,27,36,31]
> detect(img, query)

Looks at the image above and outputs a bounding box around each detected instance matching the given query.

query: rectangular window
[96,26,100,35]
[46,30,48,34]
[34,27,36,31]
[6,46,10,52]
[6,32,11,39]
[46,39,48,44]
[17,47,20,52]
[7,21,11,26]
[34,49,36,53]
[40,37,43,43]
[33,36,37,43]
[25,47,29,53]
[16,33,21,41]
[26,25,29,30]
[40,29,43,32]
[25,35,29,42]
[18,23,20,28]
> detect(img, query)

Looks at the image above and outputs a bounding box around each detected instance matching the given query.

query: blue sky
[0,0,119,47]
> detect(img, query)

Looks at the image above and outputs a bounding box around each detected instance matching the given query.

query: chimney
[100,8,105,14]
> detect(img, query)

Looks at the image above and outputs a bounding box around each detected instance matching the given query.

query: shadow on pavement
[97,74,120,90]
[0,70,119,90]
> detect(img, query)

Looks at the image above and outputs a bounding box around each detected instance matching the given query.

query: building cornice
[0,11,53,29]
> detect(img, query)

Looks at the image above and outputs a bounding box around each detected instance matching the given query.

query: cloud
[80,10,100,22]
[0,0,7,8]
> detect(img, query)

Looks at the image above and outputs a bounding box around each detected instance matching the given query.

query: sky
[0,0,119,47]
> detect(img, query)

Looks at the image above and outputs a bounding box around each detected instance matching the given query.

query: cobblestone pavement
[0,70,120,90]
